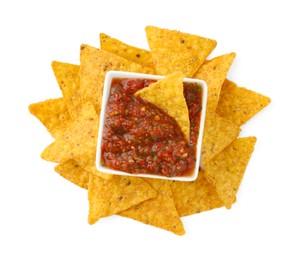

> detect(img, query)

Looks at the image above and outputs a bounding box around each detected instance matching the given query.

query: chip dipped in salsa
[100,77,203,177]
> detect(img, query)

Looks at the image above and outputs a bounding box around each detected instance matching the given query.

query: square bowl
[96,71,207,181]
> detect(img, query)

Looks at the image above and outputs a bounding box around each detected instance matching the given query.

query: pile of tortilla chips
[29,26,271,235]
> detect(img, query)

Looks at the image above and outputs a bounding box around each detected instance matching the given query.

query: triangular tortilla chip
[52,61,81,119]
[29,98,71,138]
[100,33,154,69]
[194,53,236,113]
[216,79,271,126]
[134,72,190,140]
[54,160,89,189]
[201,112,241,165]
[41,139,72,163]
[41,102,110,180]
[41,102,97,163]
[88,174,157,224]
[145,26,217,77]
[171,170,224,217]
[119,179,185,235]
[205,137,256,209]
[80,44,153,113]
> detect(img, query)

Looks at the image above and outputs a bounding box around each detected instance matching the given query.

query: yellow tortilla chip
[194,53,236,113]
[29,98,71,138]
[80,44,153,113]
[41,102,97,163]
[119,178,185,235]
[100,33,154,69]
[171,170,224,217]
[41,102,110,180]
[145,26,217,77]
[52,61,81,119]
[134,72,190,140]
[81,160,111,180]
[41,139,72,163]
[216,79,271,126]
[88,174,157,224]
[201,112,241,165]
[205,137,256,209]
[54,160,89,189]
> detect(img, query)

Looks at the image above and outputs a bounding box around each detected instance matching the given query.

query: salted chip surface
[216,79,271,126]
[29,98,71,138]
[205,137,256,209]
[88,174,157,224]
[100,33,154,69]
[171,170,224,217]
[80,44,153,113]
[134,72,190,140]
[52,61,81,119]
[201,112,241,165]
[145,26,217,77]
[54,160,89,189]
[119,178,185,235]
[194,53,236,113]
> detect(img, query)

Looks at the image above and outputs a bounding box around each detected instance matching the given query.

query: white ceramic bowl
[96,71,207,181]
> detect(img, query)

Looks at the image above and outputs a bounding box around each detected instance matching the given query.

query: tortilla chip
[29,98,71,138]
[41,139,71,163]
[134,72,190,140]
[81,161,106,179]
[194,53,236,113]
[54,160,89,189]
[88,174,157,224]
[201,112,241,165]
[216,79,271,126]
[171,170,224,217]
[100,33,154,69]
[119,178,185,235]
[41,102,97,162]
[52,61,81,119]
[205,137,256,209]
[41,102,110,180]
[145,26,217,77]
[80,44,153,113]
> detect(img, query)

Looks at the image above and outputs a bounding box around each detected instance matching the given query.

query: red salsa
[101,78,202,177]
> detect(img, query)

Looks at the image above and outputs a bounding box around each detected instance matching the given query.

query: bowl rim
[95,70,208,182]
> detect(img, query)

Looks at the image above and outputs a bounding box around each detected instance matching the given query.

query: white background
[1,0,299,259]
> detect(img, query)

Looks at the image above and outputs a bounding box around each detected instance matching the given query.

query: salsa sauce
[101,78,202,177]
